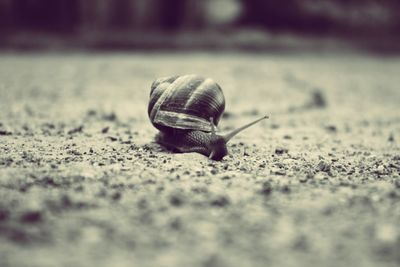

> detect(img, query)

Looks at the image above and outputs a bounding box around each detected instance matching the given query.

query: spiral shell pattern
[148,74,225,133]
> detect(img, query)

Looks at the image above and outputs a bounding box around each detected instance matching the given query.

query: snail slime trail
[148,75,269,160]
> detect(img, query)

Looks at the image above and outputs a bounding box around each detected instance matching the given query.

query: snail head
[208,115,269,160]
[208,118,228,160]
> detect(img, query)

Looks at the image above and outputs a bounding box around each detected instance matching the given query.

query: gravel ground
[0,52,399,267]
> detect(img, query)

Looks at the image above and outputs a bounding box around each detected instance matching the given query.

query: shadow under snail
[148,74,268,160]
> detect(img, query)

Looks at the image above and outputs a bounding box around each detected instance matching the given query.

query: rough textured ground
[0,52,399,267]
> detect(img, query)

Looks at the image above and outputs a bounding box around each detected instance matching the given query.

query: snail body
[155,128,228,161]
[148,74,268,160]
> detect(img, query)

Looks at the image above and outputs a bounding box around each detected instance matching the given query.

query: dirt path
[0,52,399,267]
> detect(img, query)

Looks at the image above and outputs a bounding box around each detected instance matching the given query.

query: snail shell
[148,74,225,134]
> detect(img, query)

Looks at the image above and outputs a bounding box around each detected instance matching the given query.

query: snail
[148,74,268,160]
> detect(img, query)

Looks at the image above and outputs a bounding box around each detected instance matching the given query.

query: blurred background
[0,0,399,51]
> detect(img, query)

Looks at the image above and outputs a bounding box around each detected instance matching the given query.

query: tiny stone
[0,210,9,221]
[325,125,337,133]
[375,165,385,174]
[244,109,259,116]
[170,217,182,230]
[102,112,117,121]
[87,109,97,116]
[275,147,288,155]
[111,192,122,201]
[170,194,184,207]
[222,112,234,119]
[270,124,280,129]
[388,133,395,142]
[137,198,148,209]
[0,130,12,136]
[260,181,272,195]
[280,185,291,193]
[299,176,309,183]
[271,167,286,175]
[210,169,218,175]
[311,89,327,108]
[101,127,110,134]
[292,235,309,251]
[20,211,42,224]
[210,195,229,207]
[388,190,399,199]
[317,161,331,173]
[67,126,83,135]
[107,136,118,142]
[220,175,231,180]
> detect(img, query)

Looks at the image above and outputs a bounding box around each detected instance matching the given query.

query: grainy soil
[0,52,399,267]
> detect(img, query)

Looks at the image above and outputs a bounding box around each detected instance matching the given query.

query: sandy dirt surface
[0,52,399,267]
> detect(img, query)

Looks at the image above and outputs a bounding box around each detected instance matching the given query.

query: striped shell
[148,74,225,133]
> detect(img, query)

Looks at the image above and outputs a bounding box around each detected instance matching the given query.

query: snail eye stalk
[222,115,269,143]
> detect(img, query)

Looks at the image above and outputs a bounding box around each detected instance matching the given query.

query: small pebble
[271,167,286,176]
[388,133,395,142]
[325,125,337,133]
[20,211,42,224]
[311,89,327,108]
[170,217,182,230]
[101,127,110,134]
[67,126,83,135]
[111,192,122,201]
[0,210,9,221]
[299,175,309,183]
[243,109,259,116]
[170,193,185,207]
[0,130,12,136]
[87,109,97,116]
[210,195,229,207]
[317,161,331,173]
[275,147,288,155]
[280,184,291,193]
[102,112,117,121]
[107,136,118,142]
[260,181,272,195]
[222,112,234,119]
